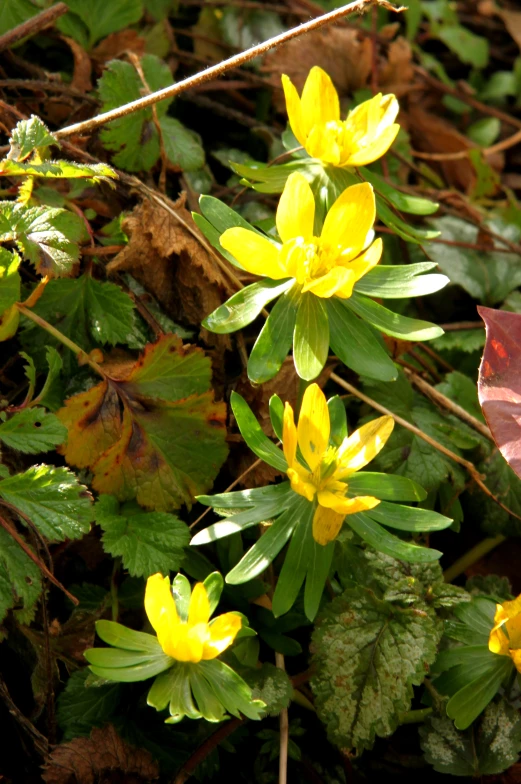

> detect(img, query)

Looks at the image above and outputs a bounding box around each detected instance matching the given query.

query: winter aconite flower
[144,573,241,663]
[488,595,521,671]
[282,66,400,167]
[283,384,393,545]
[220,171,381,300]
[194,387,451,621]
[85,572,264,723]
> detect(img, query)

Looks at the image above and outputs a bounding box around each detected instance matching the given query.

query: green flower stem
[443,534,506,584]
[17,303,106,378]
[398,707,433,724]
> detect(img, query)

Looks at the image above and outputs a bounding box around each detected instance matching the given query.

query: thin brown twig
[0,513,79,605]
[0,78,99,104]
[376,224,518,254]
[439,321,484,331]
[173,717,244,784]
[402,367,493,441]
[54,0,404,140]
[0,678,48,757]
[0,2,68,52]
[330,373,521,522]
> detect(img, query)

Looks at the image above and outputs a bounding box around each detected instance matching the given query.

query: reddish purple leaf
[478,305,521,478]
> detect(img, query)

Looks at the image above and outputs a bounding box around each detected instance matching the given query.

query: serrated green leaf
[0,525,41,625]
[161,116,205,172]
[96,495,189,577]
[56,669,122,740]
[311,585,440,750]
[7,116,56,162]
[59,0,143,48]
[420,699,521,777]
[0,465,93,542]
[97,55,172,171]
[0,407,67,453]
[0,202,83,277]
[293,293,329,381]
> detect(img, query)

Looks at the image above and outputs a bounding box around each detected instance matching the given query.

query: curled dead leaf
[60,36,92,94]
[91,30,146,67]
[42,724,159,784]
[107,195,233,349]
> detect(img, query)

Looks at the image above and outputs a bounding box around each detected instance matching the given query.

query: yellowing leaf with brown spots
[57,334,228,511]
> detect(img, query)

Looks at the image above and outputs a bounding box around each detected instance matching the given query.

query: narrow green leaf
[360,168,439,215]
[304,539,334,622]
[348,513,441,562]
[272,504,314,618]
[200,658,265,721]
[354,264,449,299]
[191,498,291,545]
[189,666,227,721]
[447,657,513,730]
[248,289,298,383]
[226,498,306,584]
[376,196,440,243]
[269,395,284,441]
[230,391,287,472]
[347,473,427,502]
[367,502,453,532]
[86,656,173,682]
[327,298,397,381]
[197,482,291,510]
[203,279,292,334]
[203,572,224,615]
[347,292,444,340]
[327,396,347,445]
[94,620,163,653]
[0,248,21,314]
[293,293,329,381]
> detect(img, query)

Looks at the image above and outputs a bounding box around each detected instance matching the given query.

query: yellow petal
[305,122,343,165]
[144,573,179,654]
[506,614,521,650]
[489,625,510,657]
[321,183,376,257]
[335,415,394,477]
[302,267,355,299]
[202,613,242,660]
[276,172,315,244]
[499,595,521,620]
[220,228,286,279]
[312,504,345,545]
[300,66,340,134]
[335,239,383,299]
[281,74,307,147]
[347,93,399,137]
[167,623,205,663]
[298,383,330,471]
[283,401,297,467]
[188,582,211,626]
[510,648,521,673]
[345,124,400,167]
[287,466,316,502]
[317,489,380,515]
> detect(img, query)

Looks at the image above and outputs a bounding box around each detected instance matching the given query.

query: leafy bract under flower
[282,66,399,168]
[489,594,521,672]
[220,172,381,300]
[284,384,393,544]
[145,573,241,663]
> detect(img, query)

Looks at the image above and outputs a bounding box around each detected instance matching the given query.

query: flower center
[283,236,340,285]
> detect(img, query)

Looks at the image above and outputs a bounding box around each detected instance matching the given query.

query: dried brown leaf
[42,724,159,784]
[377,37,414,98]
[498,9,521,51]
[262,27,372,113]
[91,30,146,66]
[107,195,233,349]
[61,36,92,94]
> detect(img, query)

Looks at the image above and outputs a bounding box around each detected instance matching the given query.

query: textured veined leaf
[0,526,41,626]
[0,408,67,453]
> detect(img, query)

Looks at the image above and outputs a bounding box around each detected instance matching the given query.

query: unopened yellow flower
[145,574,241,664]
[488,595,521,672]
[283,384,394,545]
[220,172,381,300]
[282,66,399,167]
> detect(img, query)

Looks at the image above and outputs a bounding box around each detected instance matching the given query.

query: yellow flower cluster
[283,384,394,544]
[145,573,241,663]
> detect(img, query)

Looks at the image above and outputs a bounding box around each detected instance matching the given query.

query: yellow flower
[283,384,394,545]
[145,574,241,664]
[282,66,400,167]
[488,595,521,672]
[220,172,382,300]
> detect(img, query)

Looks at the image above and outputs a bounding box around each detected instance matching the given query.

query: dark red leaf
[478,306,521,477]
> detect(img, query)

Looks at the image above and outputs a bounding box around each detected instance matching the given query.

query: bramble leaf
[0,408,67,453]
[0,526,41,626]
[57,334,228,511]
[311,585,440,750]
[95,495,189,577]
[0,202,84,277]
[58,0,143,49]
[7,116,56,161]
[420,699,521,776]
[97,55,204,173]
[0,465,94,542]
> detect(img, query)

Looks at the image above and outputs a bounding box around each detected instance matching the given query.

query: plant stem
[55,0,404,140]
[443,535,506,583]
[399,707,433,724]
[17,304,106,378]
[276,651,289,784]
